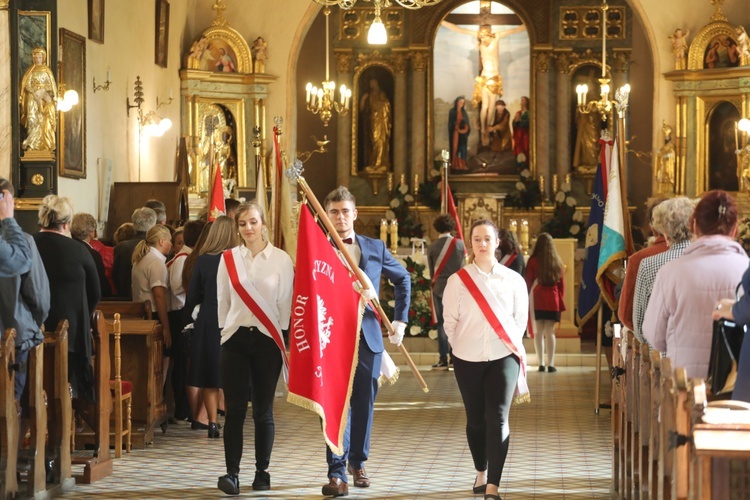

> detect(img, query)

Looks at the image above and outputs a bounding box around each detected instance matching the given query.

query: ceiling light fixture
[367,1,388,45]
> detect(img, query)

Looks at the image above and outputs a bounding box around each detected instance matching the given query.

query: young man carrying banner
[321,186,411,497]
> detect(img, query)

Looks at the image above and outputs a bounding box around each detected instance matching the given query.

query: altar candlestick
[509,219,518,236]
[390,219,399,252]
[380,219,388,245]
[552,174,558,194]
[565,173,571,186]
[387,173,393,192]
[400,174,405,187]
[414,174,419,195]
[539,175,545,199]
[520,219,529,255]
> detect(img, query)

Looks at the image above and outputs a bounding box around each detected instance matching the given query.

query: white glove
[389,320,406,346]
[353,279,377,302]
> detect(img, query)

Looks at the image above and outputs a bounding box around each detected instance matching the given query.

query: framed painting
[18,10,51,83]
[88,0,104,44]
[155,0,170,68]
[59,28,86,179]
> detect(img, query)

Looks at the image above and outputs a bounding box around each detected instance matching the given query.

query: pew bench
[0,329,18,499]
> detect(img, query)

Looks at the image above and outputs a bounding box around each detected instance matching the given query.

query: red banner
[445,183,467,256]
[208,164,225,221]
[287,206,364,455]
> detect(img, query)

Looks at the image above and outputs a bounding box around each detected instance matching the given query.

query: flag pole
[296,176,429,393]
[441,149,449,215]
[594,306,603,414]
[272,121,284,247]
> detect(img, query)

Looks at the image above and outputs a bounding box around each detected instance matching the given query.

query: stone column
[555,52,572,185]
[410,50,429,182]
[534,51,552,196]
[335,51,353,187]
[0,0,10,180]
[392,51,408,185]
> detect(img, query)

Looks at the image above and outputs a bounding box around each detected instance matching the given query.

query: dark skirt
[534,310,561,322]
[188,319,221,388]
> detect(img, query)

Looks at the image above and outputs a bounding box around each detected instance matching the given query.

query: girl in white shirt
[215,202,294,496]
[442,219,529,500]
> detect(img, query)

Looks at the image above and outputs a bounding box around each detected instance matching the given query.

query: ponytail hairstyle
[132,225,171,266]
[530,232,563,286]
[691,189,738,237]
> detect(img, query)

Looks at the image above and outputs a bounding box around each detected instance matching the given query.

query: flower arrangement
[541,181,585,240]
[380,256,435,337]
[737,217,750,257]
[503,168,542,209]
[385,182,424,246]
[416,167,443,211]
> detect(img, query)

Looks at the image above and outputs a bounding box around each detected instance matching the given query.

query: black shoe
[208,422,220,439]
[191,420,209,430]
[432,360,449,371]
[473,479,487,494]
[252,470,270,491]
[547,366,557,373]
[218,474,239,496]
[217,409,226,417]
[538,365,546,372]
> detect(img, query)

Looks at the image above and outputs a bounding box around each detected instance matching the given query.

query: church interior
[3,0,750,497]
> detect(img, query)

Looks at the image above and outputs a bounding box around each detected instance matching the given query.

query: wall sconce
[156,95,173,109]
[126,76,172,137]
[93,67,111,93]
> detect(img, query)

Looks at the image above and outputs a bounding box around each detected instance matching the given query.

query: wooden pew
[628,335,642,498]
[637,343,651,499]
[43,320,74,491]
[621,332,635,497]
[647,350,662,499]
[611,332,625,496]
[672,367,690,500]
[23,340,47,496]
[71,311,112,483]
[96,300,152,320]
[658,357,674,500]
[0,329,18,499]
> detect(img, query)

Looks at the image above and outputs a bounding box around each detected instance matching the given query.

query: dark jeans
[453,354,520,486]
[220,326,282,476]
[433,297,451,363]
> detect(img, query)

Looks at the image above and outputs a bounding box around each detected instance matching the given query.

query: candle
[340,85,346,106]
[565,173,571,186]
[387,173,393,192]
[390,219,399,252]
[400,174,405,186]
[305,83,312,105]
[380,219,388,244]
[552,174,558,194]
[414,174,419,195]
[539,175,545,198]
[106,67,111,82]
[520,219,530,254]
[509,219,518,235]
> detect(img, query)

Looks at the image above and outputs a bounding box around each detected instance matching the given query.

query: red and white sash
[456,266,530,404]
[499,252,518,268]
[526,279,538,339]
[223,247,290,381]
[430,236,459,324]
[166,252,189,269]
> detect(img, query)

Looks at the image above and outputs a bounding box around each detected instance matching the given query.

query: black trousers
[452,354,520,486]
[167,309,190,420]
[220,326,282,476]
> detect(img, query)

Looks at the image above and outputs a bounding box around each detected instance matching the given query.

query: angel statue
[655,121,676,195]
[668,28,690,70]
[737,26,750,66]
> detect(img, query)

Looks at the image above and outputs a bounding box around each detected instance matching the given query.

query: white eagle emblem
[318,294,334,358]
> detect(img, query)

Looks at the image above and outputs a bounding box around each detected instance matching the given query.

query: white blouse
[216,243,295,344]
[442,262,528,362]
[131,246,168,305]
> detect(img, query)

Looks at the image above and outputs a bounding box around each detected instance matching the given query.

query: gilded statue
[20,47,57,153]
[360,77,391,173]
[251,36,268,73]
[737,26,750,66]
[738,146,750,193]
[656,121,676,195]
[573,102,602,169]
[441,20,526,146]
[668,28,690,70]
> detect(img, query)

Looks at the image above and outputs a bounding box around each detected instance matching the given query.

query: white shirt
[167,246,192,311]
[217,243,295,344]
[442,262,528,362]
[131,246,168,305]
[342,232,361,266]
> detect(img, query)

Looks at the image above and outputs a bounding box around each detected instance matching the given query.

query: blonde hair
[38,195,73,229]
[201,216,237,255]
[234,200,267,227]
[132,225,171,266]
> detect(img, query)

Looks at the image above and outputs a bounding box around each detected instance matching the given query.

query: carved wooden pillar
[392,51,408,185]
[335,51,353,188]
[555,52,572,186]
[534,51,552,194]
[0,0,9,180]
[410,50,428,182]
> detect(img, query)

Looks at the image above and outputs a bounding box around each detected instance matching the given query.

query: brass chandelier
[313,0,444,10]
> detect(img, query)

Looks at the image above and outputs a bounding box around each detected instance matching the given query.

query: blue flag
[576,140,611,326]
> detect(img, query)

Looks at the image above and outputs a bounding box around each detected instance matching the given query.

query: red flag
[444,182,467,256]
[208,164,225,221]
[287,206,364,455]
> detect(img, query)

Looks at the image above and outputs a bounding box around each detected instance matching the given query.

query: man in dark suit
[112,207,156,298]
[321,186,410,497]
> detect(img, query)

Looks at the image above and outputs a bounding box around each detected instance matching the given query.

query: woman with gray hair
[632,197,695,342]
[71,213,112,297]
[34,195,101,407]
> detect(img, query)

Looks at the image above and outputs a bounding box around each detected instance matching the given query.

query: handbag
[707,284,746,397]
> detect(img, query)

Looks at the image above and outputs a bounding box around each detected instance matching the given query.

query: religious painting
[433,1,530,179]
[59,29,86,179]
[707,101,740,191]
[194,102,238,197]
[351,65,394,176]
[703,34,740,69]
[155,0,170,68]
[88,0,104,44]
[18,10,51,82]
[187,37,239,73]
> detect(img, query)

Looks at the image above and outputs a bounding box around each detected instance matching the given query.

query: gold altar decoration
[558,5,626,41]
[314,0,444,10]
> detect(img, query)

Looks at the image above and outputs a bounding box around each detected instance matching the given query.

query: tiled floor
[61,365,612,499]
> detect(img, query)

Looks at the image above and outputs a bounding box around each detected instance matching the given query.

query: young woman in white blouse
[215,201,294,496]
[442,219,529,500]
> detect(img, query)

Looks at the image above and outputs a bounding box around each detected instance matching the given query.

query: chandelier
[314,0,444,10]
[305,8,351,126]
[574,0,630,121]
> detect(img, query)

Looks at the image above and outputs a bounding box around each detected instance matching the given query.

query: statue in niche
[736,26,750,66]
[489,99,512,153]
[251,37,268,73]
[359,77,392,174]
[448,96,470,171]
[668,28,690,70]
[20,47,57,153]
[655,121,676,195]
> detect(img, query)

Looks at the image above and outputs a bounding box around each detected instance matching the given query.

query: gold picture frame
[88,0,104,44]
[59,28,86,179]
[155,0,170,68]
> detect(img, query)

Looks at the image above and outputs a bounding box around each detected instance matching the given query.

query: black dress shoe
[208,422,220,439]
[473,481,487,494]
[252,470,270,491]
[217,474,239,496]
[547,366,557,373]
[484,494,501,500]
[191,420,209,430]
[322,477,349,497]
